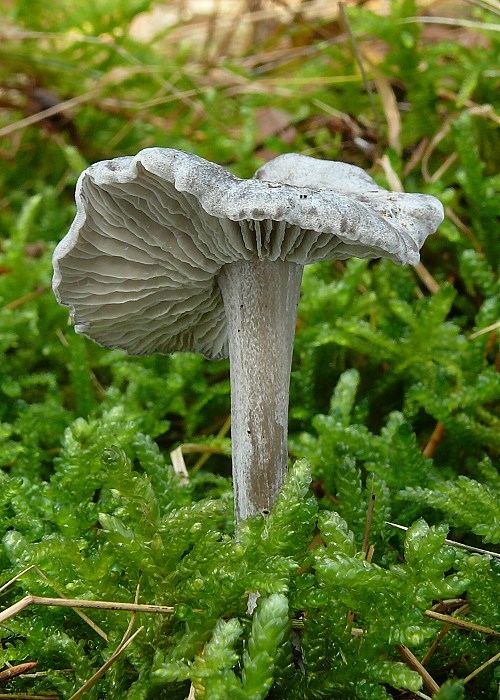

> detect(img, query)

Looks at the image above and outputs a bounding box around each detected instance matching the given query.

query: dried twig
[338,2,382,141]
[385,521,500,559]
[170,446,190,484]
[3,287,49,310]
[68,586,143,699]
[421,604,469,665]
[192,414,231,474]
[468,320,500,340]
[0,565,108,641]
[397,643,440,695]
[0,594,174,627]
[399,15,500,30]
[445,206,483,252]
[464,649,500,683]
[0,662,38,684]
[424,610,500,638]
[0,695,59,699]
[69,627,144,699]
[422,422,445,458]
[0,91,100,139]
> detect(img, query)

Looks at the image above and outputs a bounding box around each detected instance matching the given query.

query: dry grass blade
[192,414,231,474]
[370,67,402,154]
[68,626,144,700]
[0,594,174,627]
[0,662,38,683]
[414,263,440,295]
[397,643,440,694]
[0,695,60,699]
[422,421,445,458]
[424,610,500,637]
[422,119,452,183]
[402,137,429,178]
[338,2,382,140]
[445,206,483,252]
[397,16,500,31]
[0,566,108,641]
[464,649,500,683]
[376,156,440,295]
[463,0,500,15]
[421,603,469,665]
[468,320,500,339]
[0,91,100,139]
[385,521,500,559]
[0,29,183,96]
[242,34,346,73]
[378,154,403,191]
[260,74,363,85]
[170,446,190,484]
[4,287,49,310]
[211,0,247,58]
[69,585,143,700]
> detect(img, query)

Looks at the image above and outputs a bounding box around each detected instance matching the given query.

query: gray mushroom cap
[52,148,444,360]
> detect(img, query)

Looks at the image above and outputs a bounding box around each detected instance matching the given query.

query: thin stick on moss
[468,320,500,339]
[0,594,174,626]
[422,421,445,458]
[424,610,500,637]
[0,695,60,699]
[421,603,469,666]
[385,522,500,558]
[170,445,190,484]
[297,605,500,642]
[338,2,382,140]
[4,287,49,310]
[0,662,38,683]
[396,644,440,695]
[0,91,100,139]
[464,649,500,684]
[192,414,231,474]
[69,585,142,700]
[375,156,441,297]
[0,565,108,641]
[69,626,144,700]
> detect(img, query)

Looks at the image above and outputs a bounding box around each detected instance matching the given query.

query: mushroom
[52,149,444,524]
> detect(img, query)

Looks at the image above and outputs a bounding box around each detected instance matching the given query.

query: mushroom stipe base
[218,258,303,523]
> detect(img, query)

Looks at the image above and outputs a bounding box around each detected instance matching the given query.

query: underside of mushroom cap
[53,148,444,359]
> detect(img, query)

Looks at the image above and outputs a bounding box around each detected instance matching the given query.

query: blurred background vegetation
[0,0,498,698]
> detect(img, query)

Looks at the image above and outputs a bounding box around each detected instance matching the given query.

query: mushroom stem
[217,258,303,523]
